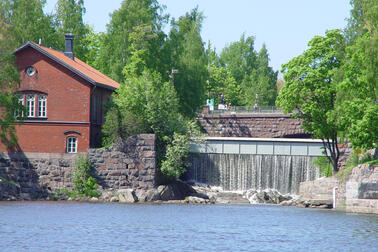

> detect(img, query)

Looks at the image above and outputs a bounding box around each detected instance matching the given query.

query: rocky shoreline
[1,179,329,208]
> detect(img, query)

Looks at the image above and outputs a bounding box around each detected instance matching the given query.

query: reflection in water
[0,202,377,252]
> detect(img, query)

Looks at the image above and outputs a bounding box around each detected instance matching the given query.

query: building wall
[0,46,92,153]
[90,87,113,148]
[9,123,90,153]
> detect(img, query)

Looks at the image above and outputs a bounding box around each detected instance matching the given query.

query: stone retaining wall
[197,108,307,138]
[299,164,378,214]
[89,134,157,190]
[0,134,157,200]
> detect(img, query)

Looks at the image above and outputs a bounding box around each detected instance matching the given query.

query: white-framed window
[26,94,35,117]
[38,94,47,117]
[14,94,24,118]
[66,136,78,153]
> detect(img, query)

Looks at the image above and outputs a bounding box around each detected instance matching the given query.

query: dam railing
[209,106,283,114]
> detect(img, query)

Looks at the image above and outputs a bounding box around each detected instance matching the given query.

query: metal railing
[209,105,283,114]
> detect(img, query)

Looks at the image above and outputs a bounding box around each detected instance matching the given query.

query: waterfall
[187,154,320,194]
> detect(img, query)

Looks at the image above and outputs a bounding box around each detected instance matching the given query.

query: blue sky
[45,0,351,75]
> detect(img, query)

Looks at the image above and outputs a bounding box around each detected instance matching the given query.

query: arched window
[66,136,78,153]
[14,94,24,118]
[38,94,47,117]
[26,94,35,117]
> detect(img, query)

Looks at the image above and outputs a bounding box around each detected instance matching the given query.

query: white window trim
[26,94,35,117]
[66,136,78,153]
[38,94,47,117]
[15,94,24,118]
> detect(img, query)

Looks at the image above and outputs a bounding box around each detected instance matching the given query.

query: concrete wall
[344,164,378,214]
[299,164,378,214]
[0,134,157,200]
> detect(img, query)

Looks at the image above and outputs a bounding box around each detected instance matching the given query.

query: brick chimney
[64,34,74,60]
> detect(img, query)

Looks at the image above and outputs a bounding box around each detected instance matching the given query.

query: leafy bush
[60,189,79,198]
[160,133,190,180]
[72,155,99,197]
[313,157,332,177]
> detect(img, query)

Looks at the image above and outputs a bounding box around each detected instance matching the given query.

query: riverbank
[1,164,376,215]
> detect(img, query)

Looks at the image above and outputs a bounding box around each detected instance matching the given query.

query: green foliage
[72,155,99,197]
[102,34,202,180]
[54,0,90,60]
[313,157,332,177]
[101,104,146,147]
[218,34,278,106]
[0,23,25,148]
[169,7,208,117]
[96,0,169,83]
[0,0,59,48]
[276,29,346,174]
[160,120,202,180]
[60,188,79,198]
[337,33,377,150]
[160,133,190,180]
[206,44,242,106]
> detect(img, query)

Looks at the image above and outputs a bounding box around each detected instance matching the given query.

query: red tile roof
[14,42,120,90]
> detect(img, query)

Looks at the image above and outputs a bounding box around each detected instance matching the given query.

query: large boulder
[244,189,292,204]
[135,189,161,202]
[158,180,197,201]
[118,189,137,203]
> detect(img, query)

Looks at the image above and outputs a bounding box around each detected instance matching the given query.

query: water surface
[0,202,377,252]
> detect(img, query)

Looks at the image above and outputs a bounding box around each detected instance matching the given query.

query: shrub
[313,157,332,177]
[72,155,99,197]
[160,133,190,180]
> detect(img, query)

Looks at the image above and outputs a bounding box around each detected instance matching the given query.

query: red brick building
[0,34,120,153]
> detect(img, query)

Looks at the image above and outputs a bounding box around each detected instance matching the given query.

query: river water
[0,202,377,252]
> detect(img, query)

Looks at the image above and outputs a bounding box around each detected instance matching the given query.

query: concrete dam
[186,137,323,194]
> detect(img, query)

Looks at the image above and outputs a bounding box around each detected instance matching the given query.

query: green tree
[169,7,208,117]
[219,35,277,106]
[337,0,377,150]
[0,0,58,48]
[0,22,24,148]
[82,26,101,67]
[208,64,241,106]
[245,44,278,106]
[54,0,90,60]
[102,30,200,180]
[96,0,169,83]
[276,30,346,174]
[220,33,257,86]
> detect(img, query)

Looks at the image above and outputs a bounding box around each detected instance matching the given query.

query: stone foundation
[0,134,157,200]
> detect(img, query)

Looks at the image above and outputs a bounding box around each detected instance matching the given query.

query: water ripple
[0,202,377,252]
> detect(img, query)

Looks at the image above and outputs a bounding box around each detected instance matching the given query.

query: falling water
[187,154,320,194]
